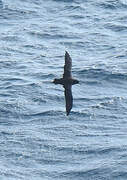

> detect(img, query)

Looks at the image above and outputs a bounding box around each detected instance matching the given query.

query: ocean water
[0,0,127,179]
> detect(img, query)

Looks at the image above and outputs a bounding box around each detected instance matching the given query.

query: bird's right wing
[63,51,72,79]
[64,85,73,116]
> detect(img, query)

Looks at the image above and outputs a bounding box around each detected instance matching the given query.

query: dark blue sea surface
[0,0,127,179]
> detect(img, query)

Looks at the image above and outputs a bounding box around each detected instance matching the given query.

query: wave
[97,0,127,10]
[77,68,127,82]
[0,6,37,20]
[119,0,127,7]
[104,23,127,33]
[52,0,75,2]
[0,0,3,9]
[22,110,65,118]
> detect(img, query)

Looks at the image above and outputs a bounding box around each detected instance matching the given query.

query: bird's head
[53,78,59,84]
[73,79,79,85]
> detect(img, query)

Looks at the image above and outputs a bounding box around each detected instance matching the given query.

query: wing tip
[65,51,72,64]
[66,108,72,116]
[65,51,70,56]
[66,111,70,116]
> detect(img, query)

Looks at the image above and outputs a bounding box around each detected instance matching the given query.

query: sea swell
[0,0,127,179]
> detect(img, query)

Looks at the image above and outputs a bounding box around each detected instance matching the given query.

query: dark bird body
[53,51,79,115]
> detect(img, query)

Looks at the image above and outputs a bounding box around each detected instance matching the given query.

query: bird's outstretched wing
[63,51,72,79]
[64,85,73,116]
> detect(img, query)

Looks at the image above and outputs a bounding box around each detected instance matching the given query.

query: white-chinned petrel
[53,51,79,115]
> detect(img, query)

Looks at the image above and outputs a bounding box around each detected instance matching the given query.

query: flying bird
[53,51,79,115]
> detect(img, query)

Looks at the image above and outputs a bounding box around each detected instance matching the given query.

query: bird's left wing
[63,51,72,79]
[64,85,73,116]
